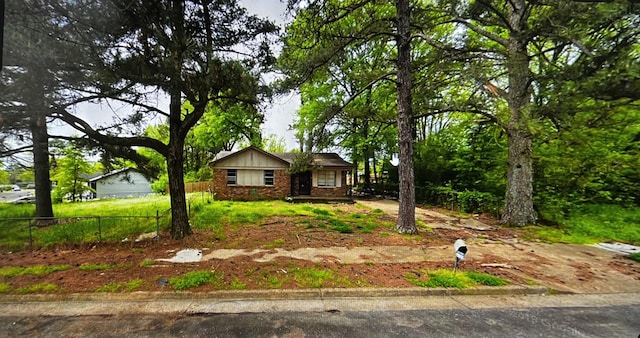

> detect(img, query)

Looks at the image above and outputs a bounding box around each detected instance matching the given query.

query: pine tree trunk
[501,0,536,226]
[167,113,192,239]
[31,77,54,221]
[395,0,417,234]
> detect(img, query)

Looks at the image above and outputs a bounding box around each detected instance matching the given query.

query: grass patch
[0,282,11,293]
[0,265,70,277]
[169,270,223,290]
[139,259,155,267]
[627,252,640,263]
[406,269,507,289]
[265,238,286,249]
[17,283,58,294]
[328,219,353,233]
[229,277,247,290]
[528,204,640,245]
[466,271,507,286]
[291,267,335,288]
[95,279,143,293]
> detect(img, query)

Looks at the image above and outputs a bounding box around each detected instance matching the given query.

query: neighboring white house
[88,168,152,199]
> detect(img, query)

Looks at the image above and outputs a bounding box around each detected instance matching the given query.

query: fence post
[28,218,33,250]
[97,216,102,242]
[156,210,160,241]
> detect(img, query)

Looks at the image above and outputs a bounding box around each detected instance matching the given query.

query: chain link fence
[0,209,172,251]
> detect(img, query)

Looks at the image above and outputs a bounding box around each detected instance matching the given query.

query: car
[9,195,36,204]
[12,185,21,191]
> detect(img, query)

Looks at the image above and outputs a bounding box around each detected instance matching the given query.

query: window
[227,169,237,185]
[264,170,274,186]
[317,170,336,187]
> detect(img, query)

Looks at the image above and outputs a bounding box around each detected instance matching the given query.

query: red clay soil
[1,201,638,294]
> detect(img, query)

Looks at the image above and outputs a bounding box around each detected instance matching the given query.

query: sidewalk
[1,289,639,316]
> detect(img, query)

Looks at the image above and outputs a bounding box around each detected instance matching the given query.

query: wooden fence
[165,181,212,194]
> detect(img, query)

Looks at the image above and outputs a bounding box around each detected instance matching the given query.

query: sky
[52,0,300,151]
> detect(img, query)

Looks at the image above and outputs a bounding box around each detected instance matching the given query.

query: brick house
[209,146,354,201]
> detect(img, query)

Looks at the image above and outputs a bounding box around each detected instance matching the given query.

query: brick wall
[211,169,290,201]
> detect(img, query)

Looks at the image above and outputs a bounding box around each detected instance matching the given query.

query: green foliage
[0,283,11,293]
[406,269,507,289]
[466,271,507,286]
[96,279,144,292]
[17,283,57,294]
[457,190,501,215]
[139,259,155,267]
[151,174,169,194]
[229,277,247,290]
[286,152,314,175]
[169,270,222,290]
[627,253,640,263]
[0,265,70,277]
[291,268,336,288]
[265,238,286,249]
[50,143,95,203]
[328,219,353,233]
[528,204,640,245]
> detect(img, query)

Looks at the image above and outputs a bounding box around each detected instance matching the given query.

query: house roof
[210,146,354,169]
[88,168,137,182]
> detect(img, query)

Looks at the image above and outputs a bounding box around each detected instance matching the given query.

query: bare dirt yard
[2,199,639,294]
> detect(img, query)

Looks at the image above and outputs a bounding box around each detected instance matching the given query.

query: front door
[298,171,311,195]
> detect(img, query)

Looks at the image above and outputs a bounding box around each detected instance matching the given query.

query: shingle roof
[211,146,354,169]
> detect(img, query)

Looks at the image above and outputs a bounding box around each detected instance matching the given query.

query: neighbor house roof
[210,146,354,169]
[88,168,137,182]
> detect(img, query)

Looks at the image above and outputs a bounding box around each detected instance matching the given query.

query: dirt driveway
[356,199,640,294]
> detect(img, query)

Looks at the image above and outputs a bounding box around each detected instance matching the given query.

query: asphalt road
[0,190,33,203]
[2,304,639,337]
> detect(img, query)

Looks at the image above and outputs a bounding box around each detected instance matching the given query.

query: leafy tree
[280,0,418,233]
[425,0,640,225]
[51,143,94,203]
[2,0,119,218]
[263,134,287,152]
[53,0,278,239]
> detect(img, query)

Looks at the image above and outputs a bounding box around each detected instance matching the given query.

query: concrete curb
[0,285,549,303]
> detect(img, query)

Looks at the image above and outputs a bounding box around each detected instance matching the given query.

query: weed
[328,219,353,233]
[124,279,144,291]
[229,277,247,290]
[169,270,222,290]
[17,283,57,294]
[466,271,507,286]
[96,283,122,292]
[0,265,70,277]
[139,259,155,267]
[364,261,375,266]
[265,238,285,249]
[263,275,285,289]
[0,283,11,293]
[628,252,640,263]
[357,222,378,234]
[406,269,507,289]
[291,267,335,288]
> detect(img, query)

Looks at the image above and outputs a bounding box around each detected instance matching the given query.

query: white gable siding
[237,169,264,186]
[215,149,289,169]
[96,171,152,199]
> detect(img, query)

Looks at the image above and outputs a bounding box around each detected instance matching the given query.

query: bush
[457,190,501,214]
[151,174,169,194]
